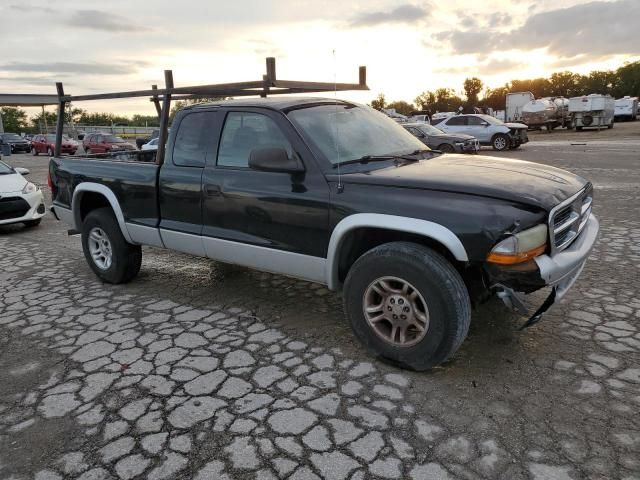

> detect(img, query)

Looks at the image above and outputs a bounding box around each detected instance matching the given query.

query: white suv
[438,114,529,151]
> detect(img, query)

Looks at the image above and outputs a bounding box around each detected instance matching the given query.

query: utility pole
[0,110,4,133]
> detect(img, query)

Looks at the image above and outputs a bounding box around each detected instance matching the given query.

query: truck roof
[185,96,353,112]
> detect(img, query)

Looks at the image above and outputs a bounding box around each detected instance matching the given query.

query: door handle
[204,185,221,196]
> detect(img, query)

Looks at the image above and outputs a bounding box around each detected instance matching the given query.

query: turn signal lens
[487,224,548,265]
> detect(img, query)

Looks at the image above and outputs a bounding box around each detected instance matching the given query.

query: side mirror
[249,147,305,173]
[15,167,30,175]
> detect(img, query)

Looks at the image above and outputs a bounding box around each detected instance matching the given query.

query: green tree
[385,100,414,116]
[30,111,58,132]
[414,91,436,110]
[481,86,509,110]
[577,70,617,96]
[130,114,160,127]
[548,71,581,97]
[169,97,228,123]
[463,77,483,106]
[614,61,640,98]
[509,78,551,98]
[0,107,28,133]
[369,93,386,111]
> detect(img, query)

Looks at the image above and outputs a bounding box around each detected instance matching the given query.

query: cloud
[476,58,525,74]
[66,10,149,32]
[487,12,512,28]
[437,0,639,58]
[350,4,429,27]
[0,75,69,87]
[0,62,143,76]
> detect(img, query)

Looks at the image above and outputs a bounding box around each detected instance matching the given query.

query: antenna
[333,49,343,193]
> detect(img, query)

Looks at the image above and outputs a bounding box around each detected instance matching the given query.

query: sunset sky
[0,0,638,117]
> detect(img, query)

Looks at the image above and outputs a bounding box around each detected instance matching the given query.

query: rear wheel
[437,143,455,153]
[81,207,141,284]
[31,147,38,156]
[492,134,509,151]
[47,147,53,156]
[343,242,471,371]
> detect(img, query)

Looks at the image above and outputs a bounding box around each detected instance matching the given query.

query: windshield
[1,134,23,141]
[0,161,14,175]
[416,124,445,135]
[287,103,426,165]
[104,135,125,143]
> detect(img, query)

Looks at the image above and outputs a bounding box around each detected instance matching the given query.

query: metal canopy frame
[54,57,368,163]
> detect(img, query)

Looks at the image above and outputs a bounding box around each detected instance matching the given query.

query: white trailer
[505,92,534,123]
[614,96,638,121]
[568,94,615,130]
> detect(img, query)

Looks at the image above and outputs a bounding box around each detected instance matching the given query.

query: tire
[492,134,509,151]
[85,148,91,155]
[81,207,142,284]
[509,143,521,150]
[576,126,583,131]
[23,219,41,227]
[31,147,38,156]
[47,147,53,156]
[343,242,471,371]
[607,121,613,129]
[437,143,455,154]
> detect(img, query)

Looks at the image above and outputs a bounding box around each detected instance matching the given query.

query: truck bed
[49,154,160,229]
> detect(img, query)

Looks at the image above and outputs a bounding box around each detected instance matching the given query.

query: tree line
[372,60,640,116]
[0,96,229,134]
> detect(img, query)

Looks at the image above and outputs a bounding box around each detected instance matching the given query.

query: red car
[31,134,78,156]
[83,133,135,154]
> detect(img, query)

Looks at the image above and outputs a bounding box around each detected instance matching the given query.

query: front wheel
[492,134,509,151]
[81,207,141,284]
[343,242,471,371]
[437,143,455,153]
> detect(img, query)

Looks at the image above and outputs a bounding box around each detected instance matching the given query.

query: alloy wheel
[88,227,113,270]
[362,276,430,347]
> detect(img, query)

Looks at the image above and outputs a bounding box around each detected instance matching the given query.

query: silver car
[438,114,529,151]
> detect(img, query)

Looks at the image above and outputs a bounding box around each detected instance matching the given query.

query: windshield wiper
[332,149,439,169]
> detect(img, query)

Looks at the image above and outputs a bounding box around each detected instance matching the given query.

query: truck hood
[332,155,587,210]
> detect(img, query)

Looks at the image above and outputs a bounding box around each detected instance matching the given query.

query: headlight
[22,182,39,194]
[487,224,548,265]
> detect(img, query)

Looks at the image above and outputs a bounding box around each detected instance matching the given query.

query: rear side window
[172,112,216,167]
[467,116,486,126]
[217,112,293,168]
[445,116,466,126]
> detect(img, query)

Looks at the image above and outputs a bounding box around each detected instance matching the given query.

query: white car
[437,114,529,151]
[0,161,46,227]
[141,138,159,150]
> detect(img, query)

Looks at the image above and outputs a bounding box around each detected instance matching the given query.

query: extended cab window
[445,116,466,126]
[172,112,216,167]
[217,112,292,168]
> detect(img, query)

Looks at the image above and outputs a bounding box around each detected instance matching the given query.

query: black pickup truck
[50,98,599,370]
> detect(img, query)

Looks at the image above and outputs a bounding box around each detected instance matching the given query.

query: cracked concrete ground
[1,126,639,480]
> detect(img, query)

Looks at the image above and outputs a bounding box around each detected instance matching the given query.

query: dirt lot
[0,121,639,480]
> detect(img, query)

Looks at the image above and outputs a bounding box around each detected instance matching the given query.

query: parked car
[50,98,598,371]
[0,133,31,154]
[31,134,78,156]
[430,112,455,126]
[402,122,479,153]
[0,160,45,227]
[141,138,159,150]
[83,133,135,154]
[437,114,528,151]
[136,129,160,149]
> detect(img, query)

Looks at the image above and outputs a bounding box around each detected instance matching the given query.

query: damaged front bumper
[493,214,599,327]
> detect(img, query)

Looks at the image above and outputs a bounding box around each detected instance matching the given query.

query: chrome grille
[549,186,593,254]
